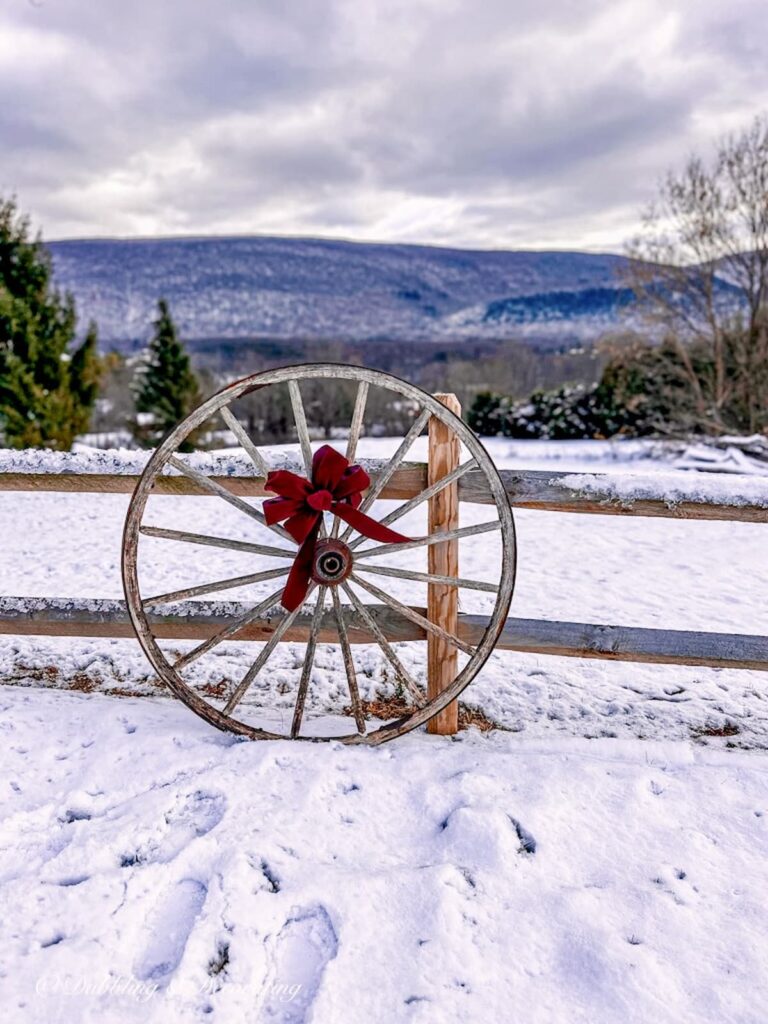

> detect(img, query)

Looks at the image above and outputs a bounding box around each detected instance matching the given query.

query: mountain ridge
[48,234,632,348]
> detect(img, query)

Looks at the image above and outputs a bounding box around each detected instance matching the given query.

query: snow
[0,446,310,477]
[1,436,768,1020]
[672,442,768,476]
[0,447,155,475]
[48,237,629,344]
[1,687,767,1023]
[4,438,768,509]
[555,469,768,507]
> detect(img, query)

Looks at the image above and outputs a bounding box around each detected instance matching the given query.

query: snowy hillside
[49,236,630,346]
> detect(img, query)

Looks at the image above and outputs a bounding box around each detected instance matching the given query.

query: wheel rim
[122,364,516,745]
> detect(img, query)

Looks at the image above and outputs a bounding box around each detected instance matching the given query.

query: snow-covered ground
[2,688,768,1024]
[1,437,767,1022]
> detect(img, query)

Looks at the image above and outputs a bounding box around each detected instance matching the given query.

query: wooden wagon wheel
[122,364,516,744]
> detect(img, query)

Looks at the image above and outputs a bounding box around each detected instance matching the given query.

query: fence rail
[1,597,766,671]
[2,458,767,522]
[1,453,767,674]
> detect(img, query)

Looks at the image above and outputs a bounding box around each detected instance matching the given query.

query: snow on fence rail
[0,449,767,673]
[2,448,768,521]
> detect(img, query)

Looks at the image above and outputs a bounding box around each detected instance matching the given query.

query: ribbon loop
[307,489,333,512]
[264,444,410,610]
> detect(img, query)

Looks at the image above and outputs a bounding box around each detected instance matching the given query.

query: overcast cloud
[1,0,767,250]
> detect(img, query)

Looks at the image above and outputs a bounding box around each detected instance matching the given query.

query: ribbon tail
[332,505,410,544]
[280,520,321,611]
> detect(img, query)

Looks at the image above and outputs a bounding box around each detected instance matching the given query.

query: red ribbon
[264,444,410,611]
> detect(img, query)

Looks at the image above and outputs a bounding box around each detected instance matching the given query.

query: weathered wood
[372,458,476,534]
[332,381,369,540]
[290,589,328,737]
[142,565,288,608]
[219,407,270,477]
[2,598,766,671]
[331,587,366,733]
[489,616,768,670]
[0,596,424,645]
[462,468,768,522]
[353,520,500,560]
[342,409,432,537]
[288,378,314,477]
[345,381,369,464]
[0,465,427,500]
[351,573,474,656]
[167,455,291,542]
[3,462,766,522]
[340,583,426,704]
[427,393,461,735]
[224,588,319,715]
[119,365,516,744]
[12,361,765,743]
[174,585,286,669]
[139,526,295,559]
[355,562,497,593]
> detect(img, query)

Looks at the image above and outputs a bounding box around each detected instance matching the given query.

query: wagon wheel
[122,364,516,744]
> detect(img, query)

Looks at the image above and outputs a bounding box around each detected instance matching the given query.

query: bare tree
[625,115,768,434]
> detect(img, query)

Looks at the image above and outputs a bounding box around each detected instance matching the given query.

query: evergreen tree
[0,196,101,449]
[133,299,201,450]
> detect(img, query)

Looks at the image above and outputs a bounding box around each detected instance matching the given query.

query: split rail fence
[1,448,767,680]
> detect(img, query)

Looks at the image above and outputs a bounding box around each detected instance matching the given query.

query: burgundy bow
[264,444,410,611]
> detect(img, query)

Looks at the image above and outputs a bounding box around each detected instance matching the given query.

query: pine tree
[0,196,102,449]
[133,299,201,450]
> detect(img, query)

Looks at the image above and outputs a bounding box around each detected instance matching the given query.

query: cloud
[1,0,767,249]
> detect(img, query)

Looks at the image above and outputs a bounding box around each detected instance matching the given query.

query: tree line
[471,116,768,440]
[0,197,204,451]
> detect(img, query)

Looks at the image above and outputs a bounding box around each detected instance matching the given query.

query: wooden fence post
[427,393,461,735]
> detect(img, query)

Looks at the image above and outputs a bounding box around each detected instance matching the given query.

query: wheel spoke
[290,588,328,737]
[354,563,497,593]
[353,520,501,560]
[173,585,285,669]
[339,407,430,543]
[139,525,295,560]
[332,381,368,539]
[288,378,327,539]
[220,407,270,477]
[288,379,314,477]
[223,585,318,716]
[143,565,289,608]
[350,574,475,656]
[350,459,476,548]
[330,586,365,733]
[345,381,368,464]
[341,582,426,707]
[168,456,294,543]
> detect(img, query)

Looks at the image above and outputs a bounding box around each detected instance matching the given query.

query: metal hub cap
[311,538,353,585]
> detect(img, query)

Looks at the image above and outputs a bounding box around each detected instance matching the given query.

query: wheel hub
[311,538,353,585]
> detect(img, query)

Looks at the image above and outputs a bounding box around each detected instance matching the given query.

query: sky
[1,0,767,252]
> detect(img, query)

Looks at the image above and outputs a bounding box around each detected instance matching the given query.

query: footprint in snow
[258,906,339,1022]
[133,878,207,983]
[122,790,226,866]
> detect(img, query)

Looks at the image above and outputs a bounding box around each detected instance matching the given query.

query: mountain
[48,235,631,348]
